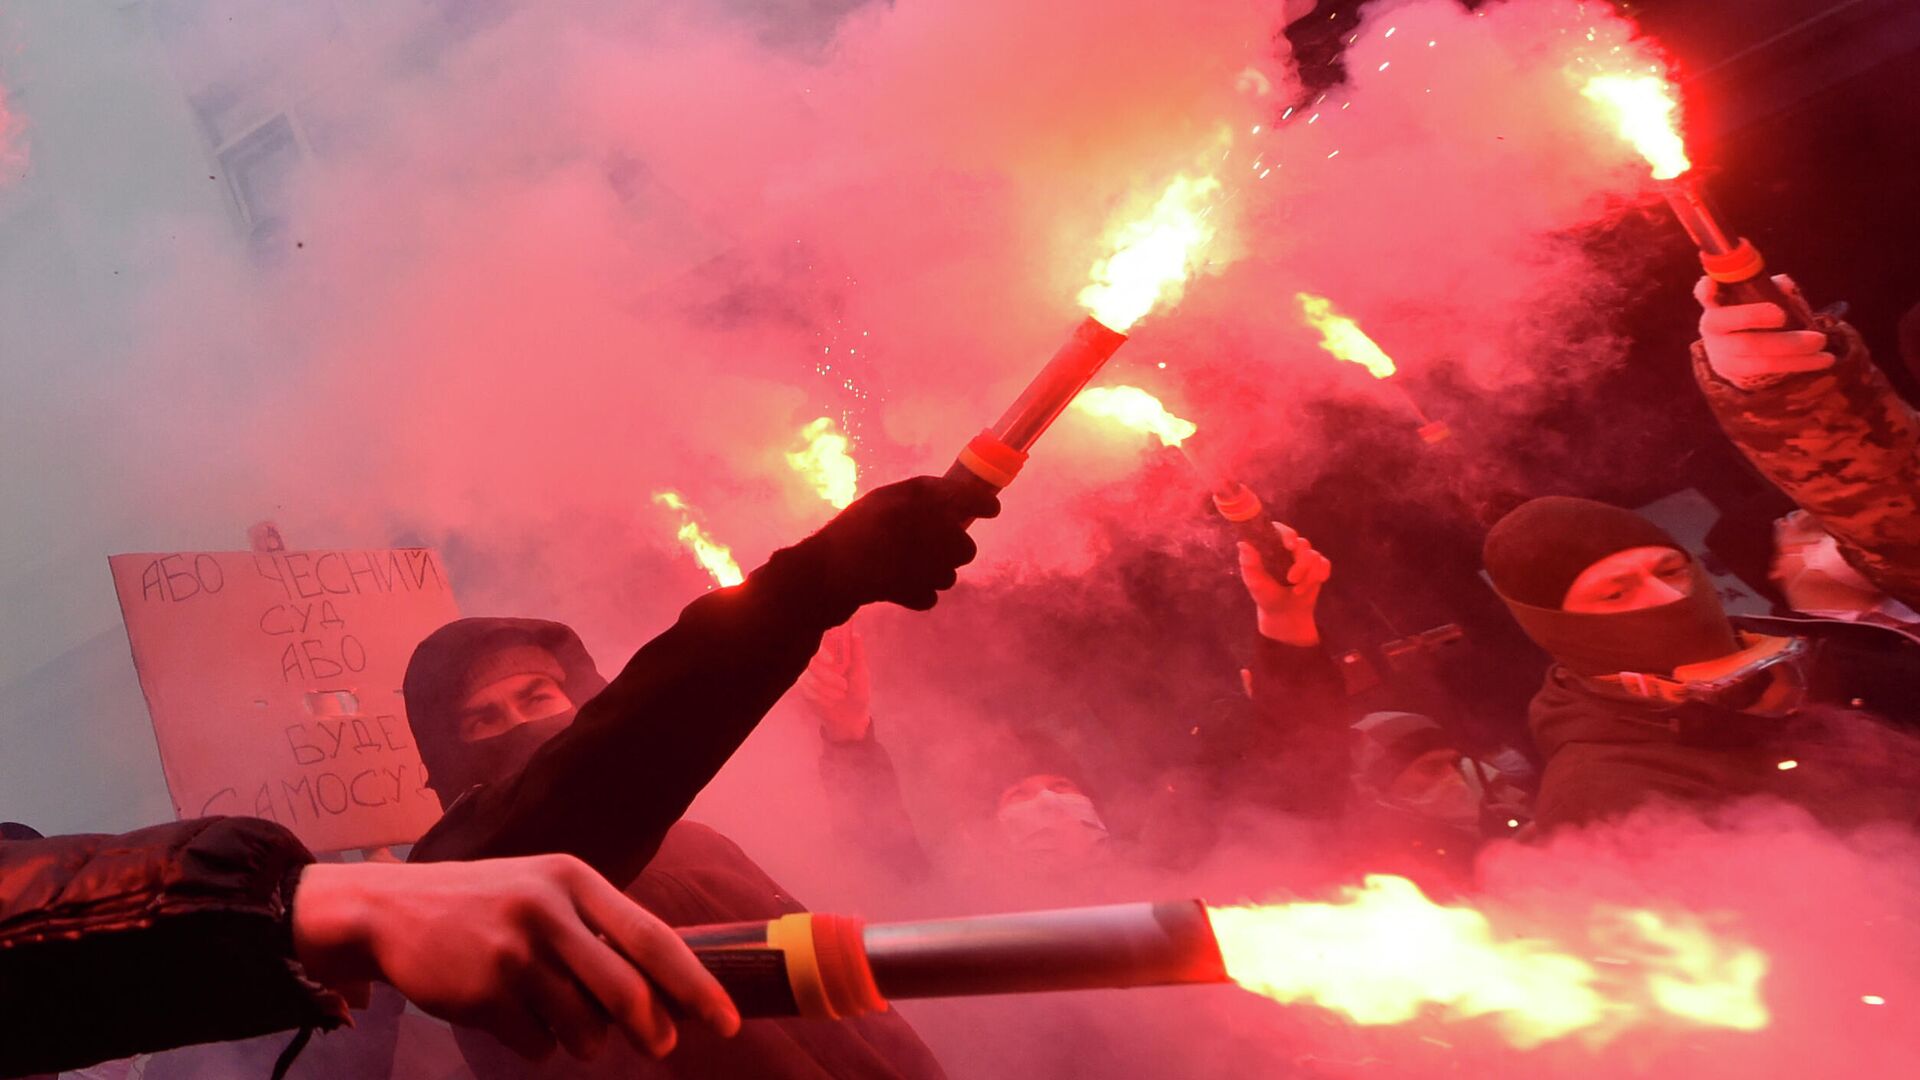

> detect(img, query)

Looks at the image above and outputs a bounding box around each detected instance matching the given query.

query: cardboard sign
[110,549,459,852]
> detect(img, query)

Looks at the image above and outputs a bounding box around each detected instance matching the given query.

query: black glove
[795,475,1000,612]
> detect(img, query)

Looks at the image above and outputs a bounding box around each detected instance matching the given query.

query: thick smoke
[3,1,1917,1077]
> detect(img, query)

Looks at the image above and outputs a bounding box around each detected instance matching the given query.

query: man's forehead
[461,671,561,706]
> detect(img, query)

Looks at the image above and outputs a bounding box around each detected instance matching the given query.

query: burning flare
[1297,293,1396,379]
[1582,72,1692,180]
[1077,173,1221,333]
[787,416,858,509]
[652,491,745,587]
[1070,385,1197,448]
[1207,875,1768,1048]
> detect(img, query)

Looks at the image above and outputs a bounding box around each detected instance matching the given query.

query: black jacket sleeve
[817,722,933,880]
[409,541,857,885]
[0,817,350,1077]
[1201,635,1354,817]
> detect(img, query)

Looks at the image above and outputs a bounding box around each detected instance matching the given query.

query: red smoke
[16,1,1915,1075]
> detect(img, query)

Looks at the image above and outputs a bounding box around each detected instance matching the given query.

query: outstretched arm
[411,477,995,887]
[1692,276,1920,606]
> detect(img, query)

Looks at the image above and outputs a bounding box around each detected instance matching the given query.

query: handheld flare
[678,884,1771,1051]
[679,901,1227,1020]
[1210,482,1296,578]
[947,170,1219,504]
[1582,72,1815,329]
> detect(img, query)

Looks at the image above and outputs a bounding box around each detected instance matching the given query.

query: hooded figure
[404,617,947,1080]
[1485,496,1920,831]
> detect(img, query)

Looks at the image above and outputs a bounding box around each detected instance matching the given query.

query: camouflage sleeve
[1692,318,1920,608]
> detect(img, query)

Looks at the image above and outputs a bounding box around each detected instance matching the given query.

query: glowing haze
[1582,72,1693,180]
[1069,385,1198,448]
[1208,874,1768,1048]
[1297,291,1396,379]
[1077,171,1224,332]
[788,416,859,509]
[651,491,744,588]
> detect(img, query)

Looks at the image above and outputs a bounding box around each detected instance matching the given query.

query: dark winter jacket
[403,614,947,1080]
[1529,615,1920,831]
[0,817,349,1077]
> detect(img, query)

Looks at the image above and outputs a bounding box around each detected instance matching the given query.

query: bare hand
[1237,523,1332,646]
[292,855,740,1062]
[800,625,874,742]
[1695,275,1834,389]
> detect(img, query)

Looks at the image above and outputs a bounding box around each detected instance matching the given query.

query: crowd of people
[4,273,1919,1078]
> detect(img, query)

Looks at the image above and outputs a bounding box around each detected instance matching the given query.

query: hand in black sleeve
[411,476,995,885]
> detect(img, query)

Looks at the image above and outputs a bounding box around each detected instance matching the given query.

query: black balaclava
[1484,497,1739,677]
[0,822,44,841]
[402,618,608,809]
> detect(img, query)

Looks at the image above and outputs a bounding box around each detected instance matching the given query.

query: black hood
[402,617,606,807]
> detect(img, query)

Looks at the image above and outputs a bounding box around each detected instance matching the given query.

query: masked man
[404,475,993,1078]
[1484,496,1920,831]
[1228,528,1532,880]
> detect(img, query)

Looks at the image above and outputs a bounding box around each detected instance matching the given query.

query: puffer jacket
[404,616,948,1080]
[1528,615,1920,831]
[0,817,349,1077]
[1694,318,1920,608]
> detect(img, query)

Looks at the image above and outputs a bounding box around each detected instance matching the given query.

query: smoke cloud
[3,1,1916,1077]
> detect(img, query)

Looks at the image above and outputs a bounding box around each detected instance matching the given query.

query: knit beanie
[1484,496,1682,608]
[1484,497,1739,676]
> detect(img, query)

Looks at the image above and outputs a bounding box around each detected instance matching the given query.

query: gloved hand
[1695,275,1834,389]
[1236,522,1331,646]
[798,475,999,612]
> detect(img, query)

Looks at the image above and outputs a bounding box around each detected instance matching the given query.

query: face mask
[1500,561,1741,677]
[997,789,1109,855]
[430,712,574,797]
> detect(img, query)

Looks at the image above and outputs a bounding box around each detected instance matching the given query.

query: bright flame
[651,491,744,587]
[1208,875,1769,1048]
[1297,293,1396,379]
[787,416,858,509]
[1582,73,1692,180]
[1070,385,1197,448]
[1077,173,1220,332]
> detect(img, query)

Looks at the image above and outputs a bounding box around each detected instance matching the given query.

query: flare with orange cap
[1582,69,1817,328]
[676,875,1770,1052]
